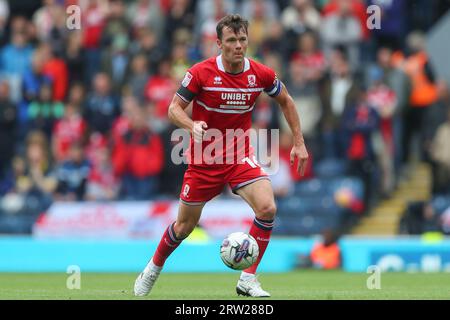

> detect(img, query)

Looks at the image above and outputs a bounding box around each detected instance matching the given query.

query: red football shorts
[179,161,269,205]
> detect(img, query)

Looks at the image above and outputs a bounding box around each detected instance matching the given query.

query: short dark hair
[216,14,249,40]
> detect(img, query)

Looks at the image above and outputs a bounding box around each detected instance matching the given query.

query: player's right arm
[168,68,207,143]
[168,95,207,143]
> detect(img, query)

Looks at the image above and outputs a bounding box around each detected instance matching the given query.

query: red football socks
[152,218,273,272]
[152,222,183,267]
[244,217,274,274]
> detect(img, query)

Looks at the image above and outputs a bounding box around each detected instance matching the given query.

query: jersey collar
[216,55,250,74]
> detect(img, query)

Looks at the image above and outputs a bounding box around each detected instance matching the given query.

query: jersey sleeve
[176,65,201,103]
[262,66,282,98]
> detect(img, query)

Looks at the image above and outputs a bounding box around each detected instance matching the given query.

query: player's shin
[151,221,185,268]
[243,217,274,275]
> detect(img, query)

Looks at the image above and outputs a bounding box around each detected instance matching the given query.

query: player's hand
[192,121,208,143]
[290,143,309,176]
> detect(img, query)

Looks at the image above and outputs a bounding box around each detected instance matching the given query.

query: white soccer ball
[220,232,259,270]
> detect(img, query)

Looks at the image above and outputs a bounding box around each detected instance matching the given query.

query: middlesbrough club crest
[182,72,193,87]
[247,75,256,87]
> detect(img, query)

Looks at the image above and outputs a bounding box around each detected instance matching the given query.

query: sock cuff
[167,222,182,243]
[253,217,274,231]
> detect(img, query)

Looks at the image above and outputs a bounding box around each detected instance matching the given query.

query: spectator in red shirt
[81,0,107,49]
[85,131,108,169]
[112,96,164,200]
[81,0,107,82]
[144,58,176,121]
[52,102,87,163]
[85,136,119,201]
[40,43,69,102]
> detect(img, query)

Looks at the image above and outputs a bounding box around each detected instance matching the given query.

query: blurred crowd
[0,0,449,225]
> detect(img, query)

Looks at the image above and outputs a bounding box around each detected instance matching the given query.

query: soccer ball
[220,232,259,270]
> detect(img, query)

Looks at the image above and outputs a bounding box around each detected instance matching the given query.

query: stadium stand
[0,0,449,237]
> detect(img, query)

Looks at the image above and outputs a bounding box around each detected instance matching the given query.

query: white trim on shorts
[231,176,271,194]
[179,199,207,206]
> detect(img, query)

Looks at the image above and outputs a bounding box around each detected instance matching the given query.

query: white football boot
[134,261,161,296]
[236,274,271,297]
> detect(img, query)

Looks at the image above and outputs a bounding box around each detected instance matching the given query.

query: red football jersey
[53,114,87,162]
[176,55,282,166]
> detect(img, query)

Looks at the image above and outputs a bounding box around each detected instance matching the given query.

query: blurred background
[1,0,450,274]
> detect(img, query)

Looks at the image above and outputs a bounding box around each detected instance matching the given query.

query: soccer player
[134,14,309,297]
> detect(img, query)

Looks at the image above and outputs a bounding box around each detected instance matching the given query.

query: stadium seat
[294,176,364,201]
[314,158,348,178]
[273,213,341,236]
[294,178,326,197]
[276,195,344,218]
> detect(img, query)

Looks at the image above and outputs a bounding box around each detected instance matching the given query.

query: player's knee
[256,202,277,220]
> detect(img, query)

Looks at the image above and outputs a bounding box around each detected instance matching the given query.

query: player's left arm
[273,84,309,176]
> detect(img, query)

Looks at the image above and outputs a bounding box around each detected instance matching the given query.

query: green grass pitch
[0,271,449,300]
